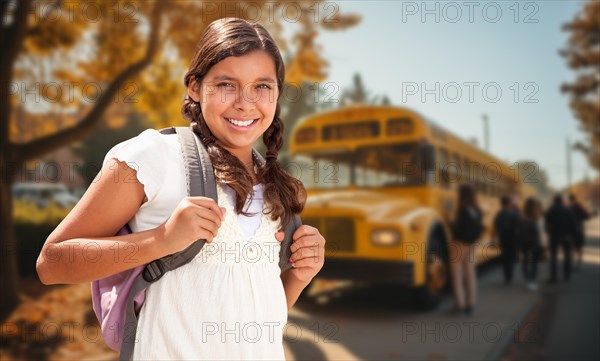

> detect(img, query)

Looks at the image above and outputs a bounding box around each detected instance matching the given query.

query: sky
[294,0,596,189]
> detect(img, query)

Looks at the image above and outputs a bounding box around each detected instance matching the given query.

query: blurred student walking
[517,197,542,291]
[545,194,578,284]
[493,196,520,285]
[450,184,484,316]
[535,200,549,261]
[568,194,591,268]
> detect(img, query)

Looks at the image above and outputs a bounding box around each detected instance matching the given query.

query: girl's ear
[188,78,201,103]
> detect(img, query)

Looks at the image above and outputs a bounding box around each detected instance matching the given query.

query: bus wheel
[414,237,449,310]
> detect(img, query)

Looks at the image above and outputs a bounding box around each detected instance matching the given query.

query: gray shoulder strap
[119,126,216,361]
[176,126,217,200]
[279,214,302,272]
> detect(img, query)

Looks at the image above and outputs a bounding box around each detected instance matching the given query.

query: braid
[263,106,283,162]
[260,105,306,227]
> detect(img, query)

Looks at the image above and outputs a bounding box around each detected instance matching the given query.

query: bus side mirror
[422,144,435,171]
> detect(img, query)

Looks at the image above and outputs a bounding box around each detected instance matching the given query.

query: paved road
[502,218,600,361]
[284,218,600,361]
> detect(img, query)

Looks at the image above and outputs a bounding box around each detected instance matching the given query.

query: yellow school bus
[289,105,523,309]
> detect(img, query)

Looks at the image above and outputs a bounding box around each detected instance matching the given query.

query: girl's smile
[223,116,259,129]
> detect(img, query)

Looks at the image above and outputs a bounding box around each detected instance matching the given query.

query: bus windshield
[293,143,426,189]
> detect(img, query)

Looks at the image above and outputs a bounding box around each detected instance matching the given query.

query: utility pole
[566,137,572,191]
[482,114,489,152]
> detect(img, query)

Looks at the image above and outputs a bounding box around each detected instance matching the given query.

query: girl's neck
[242,160,260,185]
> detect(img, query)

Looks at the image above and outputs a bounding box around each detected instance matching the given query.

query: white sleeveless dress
[105,132,289,360]
[131,182,288,360]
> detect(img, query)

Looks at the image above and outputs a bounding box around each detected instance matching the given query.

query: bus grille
[301,217,356,253]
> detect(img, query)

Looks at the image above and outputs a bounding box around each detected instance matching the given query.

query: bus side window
[451,153,461,189]
[463,157,472,184]
[438,148,449,189]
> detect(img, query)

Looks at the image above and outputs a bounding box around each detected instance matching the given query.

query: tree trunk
[0,154,19,321]
[0,0,165,322]
[0,0,31,322]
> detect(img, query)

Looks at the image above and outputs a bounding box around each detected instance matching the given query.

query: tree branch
[13,0,166,164]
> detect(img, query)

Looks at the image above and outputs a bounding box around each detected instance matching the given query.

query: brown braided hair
[181,18,306,228]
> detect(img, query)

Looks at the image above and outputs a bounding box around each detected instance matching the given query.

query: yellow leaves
[24,1,88,55]
[285,41,329,85]
[3,281,116,361]
[562,0,600,170]
[286,58,326,85]
[104,101,132,128]
[52,69,81,85]
[10,110,79,144]
[12,200,72,225]
[320,12,362,30]
[134,51,189,128]
[83,18,146,82]
[163,2,209,62]
[10,1,361,150]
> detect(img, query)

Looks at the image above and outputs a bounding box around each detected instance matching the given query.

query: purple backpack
[90,126,299,360]
[91,224,145,350]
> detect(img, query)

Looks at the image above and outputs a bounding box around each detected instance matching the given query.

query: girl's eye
[257,83,272,90]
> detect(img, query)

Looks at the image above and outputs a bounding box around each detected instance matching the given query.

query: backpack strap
[140,126,217,282]
[280,214,302,272]
[119,126,215,361]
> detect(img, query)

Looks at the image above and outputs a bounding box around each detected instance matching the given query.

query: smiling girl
[36,17,325,360]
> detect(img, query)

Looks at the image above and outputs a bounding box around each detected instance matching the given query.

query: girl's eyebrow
[212,75,276,83]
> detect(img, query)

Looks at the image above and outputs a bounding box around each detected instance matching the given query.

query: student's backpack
[453,206,485,244]
[515,218,541,248]
[91,126,301,360]
[494,210,518,240]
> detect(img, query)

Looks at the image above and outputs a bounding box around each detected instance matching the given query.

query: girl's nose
[233,86,258,112]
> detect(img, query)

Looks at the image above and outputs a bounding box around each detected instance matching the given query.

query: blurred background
[1,0,598,360]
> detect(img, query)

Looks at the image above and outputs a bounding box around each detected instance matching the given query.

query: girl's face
[189,50,279,161]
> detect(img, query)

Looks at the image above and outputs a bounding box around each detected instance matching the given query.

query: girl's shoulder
[103,129,180,164]
[123,128,178,146]
[102,128,183,203]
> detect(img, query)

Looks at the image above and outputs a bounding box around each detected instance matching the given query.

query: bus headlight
[371,229,401,247]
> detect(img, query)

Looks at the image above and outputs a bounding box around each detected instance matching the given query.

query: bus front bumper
[318,258,414,285]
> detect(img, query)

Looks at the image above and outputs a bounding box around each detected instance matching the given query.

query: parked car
[12,183,80,209]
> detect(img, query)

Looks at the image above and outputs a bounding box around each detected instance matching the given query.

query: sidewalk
[503,216,600,361]
[284,255,541,360]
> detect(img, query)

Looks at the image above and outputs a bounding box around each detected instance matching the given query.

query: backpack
[453,206,484,244]
[494,210,518,240]
[91,126,301,360]
[516,218,541,248]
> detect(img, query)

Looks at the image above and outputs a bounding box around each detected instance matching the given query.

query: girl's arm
[37,156,224,285]
[280,225,326,310]
[36,158,170,285]
[280,269,311,311]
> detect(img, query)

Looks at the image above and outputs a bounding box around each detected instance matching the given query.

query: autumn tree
[514,159,553,202]
[0,0,358,321]
[276,8,360,154]
[340,73,391,106]
[561,0,600,171]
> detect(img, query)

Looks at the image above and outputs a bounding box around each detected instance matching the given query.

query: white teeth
[226,118,255,127]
